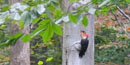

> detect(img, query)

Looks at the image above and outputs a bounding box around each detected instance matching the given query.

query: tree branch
[116,6,130,21]
[111,10,130,37]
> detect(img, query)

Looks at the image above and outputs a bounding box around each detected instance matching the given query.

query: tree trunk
[8,0,30,65]
[62,0,94,65]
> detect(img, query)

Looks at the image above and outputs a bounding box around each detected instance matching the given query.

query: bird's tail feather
[79,51,85,58]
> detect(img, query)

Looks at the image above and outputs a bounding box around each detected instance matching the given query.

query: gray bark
[62,0,94,65]
[8,0,30,65]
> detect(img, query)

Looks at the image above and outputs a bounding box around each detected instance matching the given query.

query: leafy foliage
[95,25,130,65]
[0,0,89,46]
[31,35,62,65]
[95,25,117,45]
[0,0,129,65]
[38,60,44,65]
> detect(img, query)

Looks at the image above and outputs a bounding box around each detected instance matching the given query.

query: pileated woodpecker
[79,31,89,58]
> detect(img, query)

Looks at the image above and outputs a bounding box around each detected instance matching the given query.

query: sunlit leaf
[98,0,110,7]
[4,16,11,22]
[0,19,4,24]
[32,17,40,24]
[14,13,21,20]
[11,3,28,11]
[40,13,47,17]
[21,11,31,26]
[10,33,24,39]
[38,19,51,26]
[101,6,110,15]
[31,29,44,38]
[52,23,62,35]
[31,51,35,54]
[88,8,96,14]
[126,0,130,3]
[62,15,69,22]
[40,24,53,43]
[55,9,63,20]
[69,0,78,3]
[92,0,100,4]
[0,11,9,19]
[69,14,78,24]
[18,20,24,30]
[46,57,53,62]
[21,34,31,43]
[5,33,24,45]
[1,5,10,12]
[9,12,21,20]
[0,25,6,28]
[38,60,44,65]
[37,4,46,14]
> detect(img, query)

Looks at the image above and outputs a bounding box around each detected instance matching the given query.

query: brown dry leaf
[125,45,128,48]
[125,8,130,13]
[103,19,113,27]
[127,27,130,31]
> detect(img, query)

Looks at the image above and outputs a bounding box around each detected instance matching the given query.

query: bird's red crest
[86,33,89,37]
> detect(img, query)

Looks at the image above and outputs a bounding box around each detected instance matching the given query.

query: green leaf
[92,0,100,4]
[40,13,47,17]
[126,0,130,3]
[55,9,63,20]
[4,16,11,22]
[69,0,78,3]
[46,9,54,21]
[21,11,31,26]
[25,6,31,11]
[46,3,55,11]
[52,24,62,35]
[21,34,31,43]
[10,33,24,39]
[40,24,53,43]
[0,25,6,28]
[38,19,51,26]
[1,5,10,12]
[31,51,34,54]
[38,61,44,65]
[69,14,78,24]
[31,19,51,38]
[10,12,21,20]
[31,25,45,36]
[101,6,110,15]
[6,33,24,45]
[46,57,53,62]
[32,17,40,24]
[82,16,88,27]
[31,29,44,38]
[0,42,9,48]
[18,20,24,30]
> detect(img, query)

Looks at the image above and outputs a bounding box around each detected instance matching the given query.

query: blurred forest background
[0,0,130,65]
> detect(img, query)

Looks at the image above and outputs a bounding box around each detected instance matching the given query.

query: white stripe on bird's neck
[82,37,86,39]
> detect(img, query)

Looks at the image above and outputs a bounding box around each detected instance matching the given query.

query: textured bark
[8,0,30,65]
[62,0,94,65]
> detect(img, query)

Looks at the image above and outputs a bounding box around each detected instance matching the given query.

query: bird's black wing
[79,38,89,58]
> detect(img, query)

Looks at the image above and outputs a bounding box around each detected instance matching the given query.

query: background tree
[0,0,129,65]
[8,0,30,65]
[62,0,94,65]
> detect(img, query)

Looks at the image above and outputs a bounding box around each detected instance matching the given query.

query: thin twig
[111,10,130,37]
[116,6,130,21]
